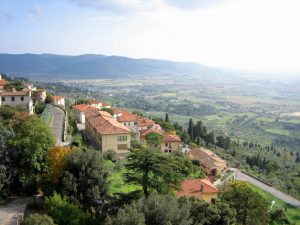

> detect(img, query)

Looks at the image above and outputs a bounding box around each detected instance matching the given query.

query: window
[1,97,5,102]
[165,150,168,153]
[134,122,138,125]
[11,97,15,101]
[118,136,127,142]
[21,96,24,101]
[165,143,168,147]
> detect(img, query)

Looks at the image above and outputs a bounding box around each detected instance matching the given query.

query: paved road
[236,170,300,208]
[0,197,31,225]
[51,105,65,145]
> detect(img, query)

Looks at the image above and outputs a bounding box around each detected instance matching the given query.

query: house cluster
[72,100,182,154]
[0,74,66,114]
[72,99,228,204]
[0,74,46,114]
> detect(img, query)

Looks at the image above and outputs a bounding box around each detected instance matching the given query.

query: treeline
[152,114,231,150]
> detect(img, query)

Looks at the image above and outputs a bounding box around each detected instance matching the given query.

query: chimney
[200,184,204,192]
[12,88,16,92]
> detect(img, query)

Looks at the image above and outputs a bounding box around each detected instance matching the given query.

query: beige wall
[201,193,218,204]
[85,119,130,152]
[195,150,227,172]
[101,134,130,152]
[161,142,181,153]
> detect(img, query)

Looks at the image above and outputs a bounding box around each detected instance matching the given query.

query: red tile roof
[163,133,181,142]
[189,148,225,163]
[140,129,163,137]
[177,179,219,199]
[0,79,8,86]
[72,104,99,113]
[139,130,181,143]
[0,90,30,96]
[137,117,155,127]
[55,96,64,102]
[85,109,131,135]
[113,108,122,114]
[102,102,110,107]
[117,110,139,122]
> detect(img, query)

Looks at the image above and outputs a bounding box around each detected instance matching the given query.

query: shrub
[22,214,55,225]
[45,192,87,225]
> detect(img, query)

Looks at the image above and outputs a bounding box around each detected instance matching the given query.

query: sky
[1,0,300,73]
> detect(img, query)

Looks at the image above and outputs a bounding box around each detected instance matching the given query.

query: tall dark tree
[188,118,194,141]
[205,131,215,146]
[193,120,203,141]
[165,113,169,122]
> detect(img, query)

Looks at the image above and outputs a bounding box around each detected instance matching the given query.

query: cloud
[69,0,226,13]
[2,13,14,22]
[70,0,158,14]
[163,0,227,10]
[27,4,44,21]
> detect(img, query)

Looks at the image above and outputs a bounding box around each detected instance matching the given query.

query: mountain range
[0,53,222,80]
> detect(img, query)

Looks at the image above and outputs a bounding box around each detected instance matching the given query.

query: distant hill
[0,53,222,80]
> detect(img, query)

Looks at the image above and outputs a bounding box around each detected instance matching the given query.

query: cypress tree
[188,118,194,141]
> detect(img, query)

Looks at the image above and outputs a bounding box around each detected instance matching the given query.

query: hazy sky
[1,0,300,72]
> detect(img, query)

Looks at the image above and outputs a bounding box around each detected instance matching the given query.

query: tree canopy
[124,146,193,196]
[60,149,109,210]
[222,180,270,225]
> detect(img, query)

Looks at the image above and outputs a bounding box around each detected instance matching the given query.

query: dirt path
[0,197,31,225]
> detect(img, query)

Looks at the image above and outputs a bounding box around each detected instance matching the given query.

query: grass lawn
[104,160,142,195]
[250,184,300,224]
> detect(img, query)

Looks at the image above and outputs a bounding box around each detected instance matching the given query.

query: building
[116,110,140,133]
[32,89,47,103]
[85,109,131,153]
[72,104,98,124]
[88,100,111,110]
[55,95,65,107]
[177,179,219,204]
[0,89,33,114]
[189,148,227,173]
[116,110,161,135]
[140,129,182,153]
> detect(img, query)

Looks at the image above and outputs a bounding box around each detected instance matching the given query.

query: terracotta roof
[72,104,98,112]
[177,179,219,198]
[117,110,139,122]
[0,79,8,86]
[113,108,122,114]
[0,90,30,96]
[98,110,113,118]
[140,129,163,137]
[189,148,225,163]
[163,133,181,142]
[102,102,110,107]
[55,96,64,101]
[86,109,131,135]
[139,130,181,143]
[137,117,155,127]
